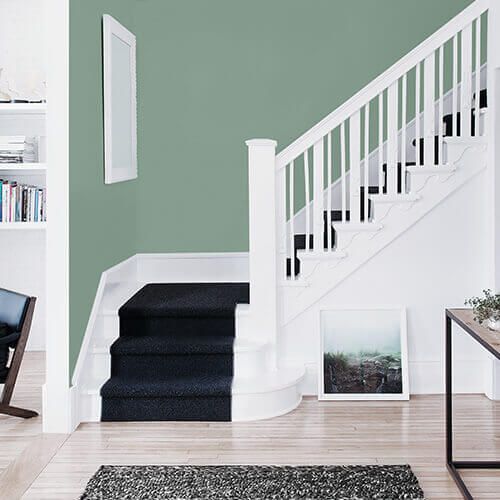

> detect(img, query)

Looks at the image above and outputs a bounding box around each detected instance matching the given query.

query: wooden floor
[1,354,499,499]
[0,352,43,475]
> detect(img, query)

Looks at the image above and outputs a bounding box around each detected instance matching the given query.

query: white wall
[0,0,46,100]
[281,170,490,395]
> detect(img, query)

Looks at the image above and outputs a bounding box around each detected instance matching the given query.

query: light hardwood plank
[0,434,67,499]
[1,353,498,499]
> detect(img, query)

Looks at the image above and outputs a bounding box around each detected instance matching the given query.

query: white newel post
[246,139,279,362]
[486,1,500,400]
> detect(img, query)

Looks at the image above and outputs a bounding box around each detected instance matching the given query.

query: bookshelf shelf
[0,163,47,172]
[0,222,47,230]
[0,103,46,115]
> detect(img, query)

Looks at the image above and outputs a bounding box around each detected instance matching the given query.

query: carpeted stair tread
[120,283,249,319]
[110,335,234,356]
[101,375,232,399]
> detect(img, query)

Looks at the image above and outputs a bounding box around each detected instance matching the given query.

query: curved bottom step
[231,366,305,422]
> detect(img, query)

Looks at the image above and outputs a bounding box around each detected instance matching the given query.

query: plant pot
[487,318,500,332]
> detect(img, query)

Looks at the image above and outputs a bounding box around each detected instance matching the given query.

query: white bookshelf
[0,103,47,115]
[0,162,47,172]
[0,221,47,230]
[0,101,47,350]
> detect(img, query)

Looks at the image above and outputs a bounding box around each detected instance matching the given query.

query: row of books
[0,136,39,164]
[0,180,46,223]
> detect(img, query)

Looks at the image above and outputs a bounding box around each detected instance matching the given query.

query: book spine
[22,187,27,222]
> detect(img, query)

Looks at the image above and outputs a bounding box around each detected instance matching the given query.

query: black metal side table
[446,308,500,499]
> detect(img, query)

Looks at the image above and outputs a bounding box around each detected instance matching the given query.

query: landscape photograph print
[319,308,409,400]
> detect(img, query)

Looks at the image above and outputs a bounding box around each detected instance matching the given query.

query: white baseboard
[136,252,248,283]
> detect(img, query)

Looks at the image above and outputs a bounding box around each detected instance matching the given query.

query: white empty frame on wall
[102,14,137,184]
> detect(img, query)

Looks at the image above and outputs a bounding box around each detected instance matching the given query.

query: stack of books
[0,136,39,164]
[0,136,25,163]
[0,180,46,222]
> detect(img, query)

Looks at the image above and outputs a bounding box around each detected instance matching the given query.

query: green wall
[69,0,138,374]
[135,0,472,252]
[69,0,472,375]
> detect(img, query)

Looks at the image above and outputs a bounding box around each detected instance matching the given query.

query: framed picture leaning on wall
[319,307,409,401]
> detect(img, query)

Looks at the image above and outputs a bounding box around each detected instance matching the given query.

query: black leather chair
[0,288,37,418]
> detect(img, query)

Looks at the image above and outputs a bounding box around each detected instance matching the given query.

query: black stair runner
[100,283,249,421]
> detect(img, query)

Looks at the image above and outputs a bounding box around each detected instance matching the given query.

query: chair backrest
[0,288,30,332]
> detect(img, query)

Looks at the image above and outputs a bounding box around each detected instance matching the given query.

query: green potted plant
[465,289,500,331]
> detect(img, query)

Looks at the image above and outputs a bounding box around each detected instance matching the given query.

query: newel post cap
[245,138,278,148]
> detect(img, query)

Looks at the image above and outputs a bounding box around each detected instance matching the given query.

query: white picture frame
[318,307,409,401]
[102,14,137,184]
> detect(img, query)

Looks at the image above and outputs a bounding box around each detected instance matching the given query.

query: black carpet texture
[80,464,425,500]
[100,283,249,422]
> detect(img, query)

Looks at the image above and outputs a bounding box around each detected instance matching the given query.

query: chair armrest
[0,332,20,345]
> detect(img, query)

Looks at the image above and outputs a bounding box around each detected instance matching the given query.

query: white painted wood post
[423,53,436,165]
[246,139,279,354]
[461,23,473,137]
[486,2,500,400]
[386,82,399,194]
[349,111,361,221]
[313,140,324,251]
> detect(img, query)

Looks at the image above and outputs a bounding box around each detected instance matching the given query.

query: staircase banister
[276,0,490,169]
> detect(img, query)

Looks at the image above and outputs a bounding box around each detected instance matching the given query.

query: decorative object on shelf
[465,289,500,331]
[103,15,137,184]
[0,288,38,419]
[0,136,40,164]
[0,69,11,103]
[319,308,409,400]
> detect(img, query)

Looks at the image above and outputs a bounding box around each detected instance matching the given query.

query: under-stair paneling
[282,170,489,395]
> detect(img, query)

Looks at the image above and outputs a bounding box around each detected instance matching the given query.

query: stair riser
[111,354,233,379]
[409,171,455,194]
[88,352,110,380]
[234,347,268,378]
[102,396,231,421]
[120,317,236,337]
[335,231,375,251]
[232,384,302,422]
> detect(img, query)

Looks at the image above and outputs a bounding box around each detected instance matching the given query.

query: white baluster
[461,23,473,137]
[313,139,324,252]
[279,167,287,280]
[415,62,421,166]
[304,151,311,251]
[424,52,436,165]
[439,45,444,165]
[349,110,361,222]
[387,81,399,194]
[378,93,384,192]
[475,16,481,136]
[341,123,347,221]
[453,34,458,136]
[289,160,295,278]
[401,74,407,191]
[327,131,333,249]
[364,103,370,220]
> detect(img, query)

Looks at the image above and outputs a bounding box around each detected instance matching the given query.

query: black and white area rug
[80,464,425,499]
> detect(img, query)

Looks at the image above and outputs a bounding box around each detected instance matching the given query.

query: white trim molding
[43,0,71,434]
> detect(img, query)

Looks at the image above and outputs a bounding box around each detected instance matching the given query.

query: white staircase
[74,0,496,424]
[243,0,492,413]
